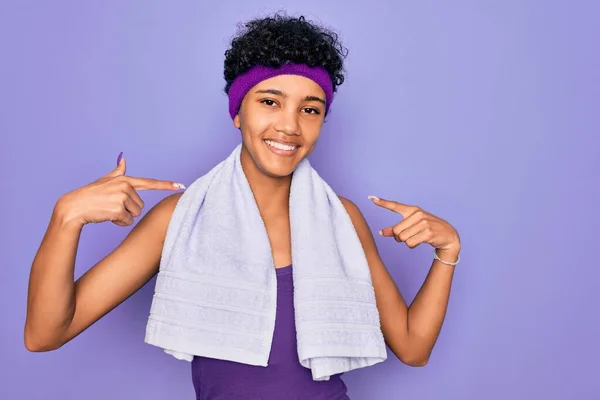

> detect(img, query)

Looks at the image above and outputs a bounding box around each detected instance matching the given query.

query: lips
[264,139,300,157]
[264,138,300,147]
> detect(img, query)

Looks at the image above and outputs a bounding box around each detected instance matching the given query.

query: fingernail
[368,195,379,201]
[173,183,186,189]
[378,230,383,235]
[117,152,123,165]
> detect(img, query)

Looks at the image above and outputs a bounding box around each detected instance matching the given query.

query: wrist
[438,239,460,255]
[435,246,460,264]
[52,197,85,231]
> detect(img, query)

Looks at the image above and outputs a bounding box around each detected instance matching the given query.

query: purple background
[1,1,598,399]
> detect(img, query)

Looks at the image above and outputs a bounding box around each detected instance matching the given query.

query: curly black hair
[223,13,348,95]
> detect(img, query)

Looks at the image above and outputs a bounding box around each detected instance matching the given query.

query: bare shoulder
[337,194,391,279]
[145,191,184,229]
[118,190,184,256]
[159,191,184,207]
[150,191,184,217]
[338,195,374,242]
[337,194,386,267]
[127,191,184,246]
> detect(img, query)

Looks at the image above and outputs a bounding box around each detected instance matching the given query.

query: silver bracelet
[434,250,460,266]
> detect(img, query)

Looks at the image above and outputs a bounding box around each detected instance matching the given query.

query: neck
[240,144,291,216]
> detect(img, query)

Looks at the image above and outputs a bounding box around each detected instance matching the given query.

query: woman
[25,13,460,399]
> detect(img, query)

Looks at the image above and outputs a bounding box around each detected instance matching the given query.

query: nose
[273,109,300,136]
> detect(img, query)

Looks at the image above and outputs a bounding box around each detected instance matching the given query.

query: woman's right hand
[55,152,186,227]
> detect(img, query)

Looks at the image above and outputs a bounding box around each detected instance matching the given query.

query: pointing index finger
[125,176,186,191]
[368,195,413,217]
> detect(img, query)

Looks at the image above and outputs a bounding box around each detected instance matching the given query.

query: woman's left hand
[368,195,460,254]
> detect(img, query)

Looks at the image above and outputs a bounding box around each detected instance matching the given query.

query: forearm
[406,248,458,363]
[25,201,82,350]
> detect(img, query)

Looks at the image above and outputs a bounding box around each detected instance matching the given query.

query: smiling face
[234,74,326,178]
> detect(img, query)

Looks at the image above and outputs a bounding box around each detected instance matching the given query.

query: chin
[258,160,297,178]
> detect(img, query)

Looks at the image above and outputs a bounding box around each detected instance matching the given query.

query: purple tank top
[191,265,350,399]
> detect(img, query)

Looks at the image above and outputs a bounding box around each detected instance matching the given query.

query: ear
[233,114,241,129]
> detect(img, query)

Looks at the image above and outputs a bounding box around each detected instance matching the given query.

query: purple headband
[228,63,334,119]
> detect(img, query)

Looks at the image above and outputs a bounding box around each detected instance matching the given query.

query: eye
[302,107,321,115]
[260,99,277,107]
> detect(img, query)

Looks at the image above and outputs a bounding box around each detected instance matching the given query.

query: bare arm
[339,196,458,367]
[403,249,457,363]
[24,192,182,351]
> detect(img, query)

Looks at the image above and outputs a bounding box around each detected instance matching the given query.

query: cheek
[301,119,323,142]
[240,108,272,138]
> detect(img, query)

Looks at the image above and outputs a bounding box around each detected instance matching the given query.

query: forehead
[251,74,325,97]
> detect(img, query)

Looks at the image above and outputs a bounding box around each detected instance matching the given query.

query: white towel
[145,143,387,381]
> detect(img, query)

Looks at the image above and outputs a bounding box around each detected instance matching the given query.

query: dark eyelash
[261,99,277,106]
[304,108,321,115]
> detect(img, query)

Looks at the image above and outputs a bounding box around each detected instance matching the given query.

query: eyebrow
[254,89,326,105]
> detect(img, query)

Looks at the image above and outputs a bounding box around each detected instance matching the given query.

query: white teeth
[265,139,297,151]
